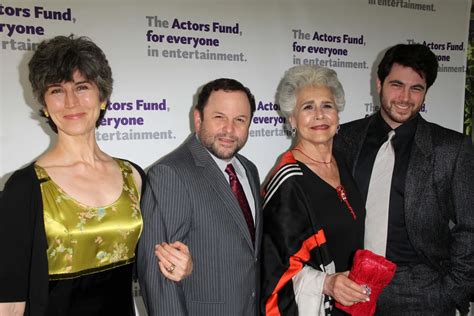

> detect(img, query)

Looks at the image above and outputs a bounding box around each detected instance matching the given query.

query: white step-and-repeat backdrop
[1,1,472,314]
[0,0,471,188]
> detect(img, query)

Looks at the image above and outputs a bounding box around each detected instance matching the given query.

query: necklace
[293,147,332,164]
[336,185,357,220]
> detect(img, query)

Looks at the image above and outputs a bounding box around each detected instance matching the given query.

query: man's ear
[376,78,382,94]
[193,109,202,132]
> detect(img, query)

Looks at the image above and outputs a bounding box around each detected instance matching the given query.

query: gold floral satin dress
[34,159,142,316]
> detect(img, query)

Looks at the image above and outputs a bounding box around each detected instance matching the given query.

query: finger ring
[362,284,372,296]
[166,264,176,273]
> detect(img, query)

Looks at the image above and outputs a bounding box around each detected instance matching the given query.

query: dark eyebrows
[74,80,92,86]
[388,80,426,91]
[46,83,61,88]
[411,84,426,90]
[388,79,403,85]
[45,80,92,89]
[235,114,249,120]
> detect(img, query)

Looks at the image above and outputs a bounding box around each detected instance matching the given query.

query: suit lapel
[188,136,255,250]
[350,116,374,176]
[404,118,433,241]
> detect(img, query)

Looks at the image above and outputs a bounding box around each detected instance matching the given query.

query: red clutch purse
[335,249,397,316]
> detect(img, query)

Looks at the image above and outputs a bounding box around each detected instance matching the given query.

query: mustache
[215,133,238,141]
[393,101,415,107]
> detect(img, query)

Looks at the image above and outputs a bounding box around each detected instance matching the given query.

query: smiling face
[43,70,102,137]
[194,89,251,161]
[377,63,427,129]
[290,85,339,147]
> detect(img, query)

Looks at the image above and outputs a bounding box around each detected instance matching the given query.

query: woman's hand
[155,241,193,282]
[323,271,369,306]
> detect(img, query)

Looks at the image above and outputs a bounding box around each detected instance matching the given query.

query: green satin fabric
[35,159,142,280]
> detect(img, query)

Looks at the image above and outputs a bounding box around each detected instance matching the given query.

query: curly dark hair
[28,35,113,133]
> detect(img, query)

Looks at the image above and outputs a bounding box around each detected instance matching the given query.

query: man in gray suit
[137,78,261,315]
[335,44,473,315]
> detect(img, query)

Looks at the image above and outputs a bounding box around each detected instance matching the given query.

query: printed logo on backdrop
[366,1,465,73]
[362,102,428,117]
[291,29,368,69]
[407,39,466,73]
[97,98,175,142]
[360,32,465,117]
[145,16,246,62]
[0,4,74,51]
[367,0,436,11]
[98,99,288,141]
[250,101,289,138]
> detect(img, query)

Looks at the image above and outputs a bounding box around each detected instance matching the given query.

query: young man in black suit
[335,44,473,315]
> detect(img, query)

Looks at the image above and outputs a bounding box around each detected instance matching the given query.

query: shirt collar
[373,111,419,141]
[196,134,244,177]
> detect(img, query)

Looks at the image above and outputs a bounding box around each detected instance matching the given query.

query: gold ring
[166,264,176,273]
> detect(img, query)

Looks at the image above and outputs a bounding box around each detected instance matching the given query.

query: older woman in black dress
[261,65,369,315]
[0,35,191,316]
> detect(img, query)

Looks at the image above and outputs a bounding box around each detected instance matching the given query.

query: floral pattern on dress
[75,207,108,231]
[36,159,143,279]
[48,238,75,273]
[122,167,141,219]
[96,242,131,263]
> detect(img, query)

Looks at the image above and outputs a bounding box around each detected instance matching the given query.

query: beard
[379,88,423,127]
[197,129,246,160]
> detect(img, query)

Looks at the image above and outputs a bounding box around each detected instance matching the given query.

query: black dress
[46,264,134,316]
[35,160,141,316]
[298,161,364,273]
[261,151,365,316]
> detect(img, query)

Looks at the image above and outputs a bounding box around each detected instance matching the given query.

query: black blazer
[334,114,474,312]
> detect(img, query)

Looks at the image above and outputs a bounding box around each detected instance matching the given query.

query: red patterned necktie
[225,163,255,244]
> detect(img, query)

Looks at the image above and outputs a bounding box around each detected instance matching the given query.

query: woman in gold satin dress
[0,35,192,316]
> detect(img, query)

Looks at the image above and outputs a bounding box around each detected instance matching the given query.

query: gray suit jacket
[334,113,474,312]
[137,135,262,316]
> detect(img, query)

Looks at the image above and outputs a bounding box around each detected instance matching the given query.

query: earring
[100,102,107,110]
[291,127,297,138]
[336,125,340,134]
[43,109,49,118]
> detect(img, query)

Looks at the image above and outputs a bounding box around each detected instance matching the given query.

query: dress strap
[115,159,140,200]
[33,164,51,182]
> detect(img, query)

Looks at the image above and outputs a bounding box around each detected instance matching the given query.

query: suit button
[252,291,256,298]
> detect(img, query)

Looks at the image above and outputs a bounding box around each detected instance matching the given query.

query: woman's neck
[293,140,333,164]
[37,132,107,167]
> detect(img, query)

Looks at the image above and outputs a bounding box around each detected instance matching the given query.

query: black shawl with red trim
[261,151,334,316]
